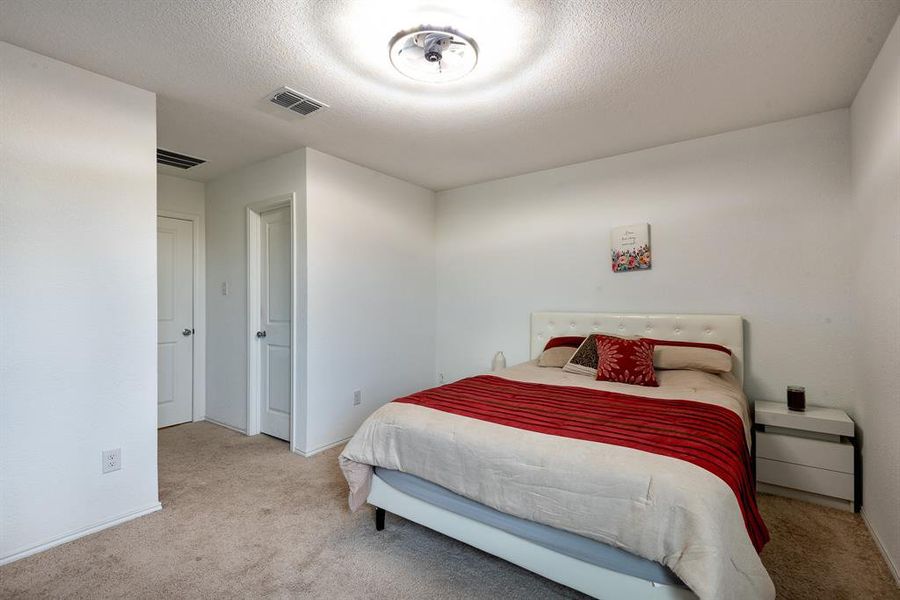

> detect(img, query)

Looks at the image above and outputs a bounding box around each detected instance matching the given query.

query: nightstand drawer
[757,431,853,473]
[756,458,854,500]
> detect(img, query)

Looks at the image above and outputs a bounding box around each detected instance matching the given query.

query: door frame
[157,209,206,423]
[246,193,299,449]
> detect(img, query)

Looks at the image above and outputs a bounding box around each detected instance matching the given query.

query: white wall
[158,173,207,421]
[303,149,436,452]
[850,15,900,581]
[0,43,159,563]
[436,110,854,408]
[158,173,205,214]
[205,149,435,454]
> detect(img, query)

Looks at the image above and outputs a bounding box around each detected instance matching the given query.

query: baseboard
[0,501,162,566]
[861,508,900,586]
[293,436,351,458]
[202,417,247,435]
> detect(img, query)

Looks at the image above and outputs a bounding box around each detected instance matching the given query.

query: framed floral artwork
[610,223,651,272]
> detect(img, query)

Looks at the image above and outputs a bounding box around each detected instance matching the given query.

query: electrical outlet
[221,281,229,296]
[439,373,445,384]
[353,389,362,406]
[102,448,121,474]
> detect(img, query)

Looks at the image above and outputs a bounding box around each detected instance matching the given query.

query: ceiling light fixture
[389,26,478,83]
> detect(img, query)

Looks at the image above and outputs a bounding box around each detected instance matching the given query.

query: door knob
[182,328,192,336]
[256,331,267,338]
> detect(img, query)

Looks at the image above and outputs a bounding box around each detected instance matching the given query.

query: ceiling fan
[389,26,478,83]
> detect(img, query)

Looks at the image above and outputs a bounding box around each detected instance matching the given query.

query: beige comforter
[340,362,775,600]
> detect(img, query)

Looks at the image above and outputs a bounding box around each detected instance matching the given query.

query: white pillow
[538,346,577,368]
[653,345,732,373]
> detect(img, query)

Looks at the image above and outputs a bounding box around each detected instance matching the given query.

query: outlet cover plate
[353,390,362,406]
[102,448,122,474]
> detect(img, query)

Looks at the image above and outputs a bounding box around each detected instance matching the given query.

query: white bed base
[369,475,696,600]
[367,312,745,600]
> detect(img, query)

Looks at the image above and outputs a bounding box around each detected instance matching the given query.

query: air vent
[157,148,206,169]
[269,87,328,116]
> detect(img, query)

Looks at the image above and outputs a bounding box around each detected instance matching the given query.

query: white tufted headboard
[531,312,744,386]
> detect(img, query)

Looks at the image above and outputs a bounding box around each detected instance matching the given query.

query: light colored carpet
[1,421,897,599]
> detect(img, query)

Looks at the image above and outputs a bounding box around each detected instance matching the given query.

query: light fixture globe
[389,26,478,83]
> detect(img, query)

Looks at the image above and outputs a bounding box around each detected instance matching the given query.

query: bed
[340,313,775,600]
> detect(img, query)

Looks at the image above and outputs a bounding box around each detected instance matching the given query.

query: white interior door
[258,205,291,441]
[157,216,193,428]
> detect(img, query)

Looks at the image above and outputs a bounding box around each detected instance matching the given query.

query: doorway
[246,195,296,443]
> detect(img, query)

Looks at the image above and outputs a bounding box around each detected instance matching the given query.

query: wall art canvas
[610,223,651,272]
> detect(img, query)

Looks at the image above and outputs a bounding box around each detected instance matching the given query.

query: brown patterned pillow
[561,334,601,377]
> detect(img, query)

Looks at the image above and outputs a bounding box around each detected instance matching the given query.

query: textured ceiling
[1,0,898,190]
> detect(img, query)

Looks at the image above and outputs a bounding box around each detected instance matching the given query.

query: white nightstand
[754,400,858,512]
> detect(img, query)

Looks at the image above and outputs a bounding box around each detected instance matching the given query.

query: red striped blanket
[394,374,769,552]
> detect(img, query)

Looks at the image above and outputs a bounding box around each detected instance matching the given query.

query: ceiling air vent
[157,148,206,169]
[269,87,328,116]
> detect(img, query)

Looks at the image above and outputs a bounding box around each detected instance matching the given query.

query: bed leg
[375,507,385,531]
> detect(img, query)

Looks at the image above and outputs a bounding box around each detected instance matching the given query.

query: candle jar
[787,385,806,412]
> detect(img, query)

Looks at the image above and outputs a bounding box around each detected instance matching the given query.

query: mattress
[374,466,684,586]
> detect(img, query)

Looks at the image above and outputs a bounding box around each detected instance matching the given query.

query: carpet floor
[1,421,897,599]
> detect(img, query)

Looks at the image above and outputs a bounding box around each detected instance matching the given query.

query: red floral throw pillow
[595,335,659,387]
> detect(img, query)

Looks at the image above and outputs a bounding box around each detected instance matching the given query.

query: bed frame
[368,312,745,600]
[530,312,744,385]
